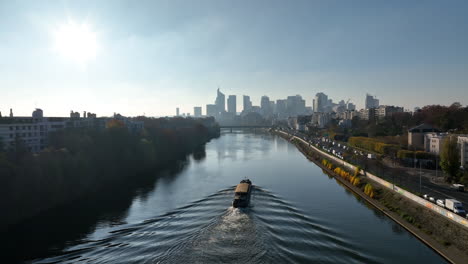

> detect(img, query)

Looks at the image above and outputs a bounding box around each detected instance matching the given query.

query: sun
[53,20,98,64]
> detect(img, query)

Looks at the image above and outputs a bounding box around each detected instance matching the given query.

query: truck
[451,184,465,192]
[445,199,466,216]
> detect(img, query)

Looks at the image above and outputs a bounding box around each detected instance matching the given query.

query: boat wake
[34,187,378,264]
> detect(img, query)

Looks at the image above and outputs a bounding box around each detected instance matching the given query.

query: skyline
[2,0,468,116]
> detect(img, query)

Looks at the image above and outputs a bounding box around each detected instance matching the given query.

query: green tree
[440,136,460,182]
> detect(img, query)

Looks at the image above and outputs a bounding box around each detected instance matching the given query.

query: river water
[6,130,446,263]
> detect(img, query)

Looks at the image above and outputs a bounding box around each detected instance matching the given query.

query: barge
[232,179,252,208]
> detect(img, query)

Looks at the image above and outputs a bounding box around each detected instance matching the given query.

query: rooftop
[408,123,441,133]
[235,183,250,193]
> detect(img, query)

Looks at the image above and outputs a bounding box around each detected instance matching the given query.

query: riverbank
[273,130,468,264]
[0,117,220,231]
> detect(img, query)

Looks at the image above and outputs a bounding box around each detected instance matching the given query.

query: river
[4,130,446,263]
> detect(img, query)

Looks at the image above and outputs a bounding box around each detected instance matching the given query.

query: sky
[1,0,468,117]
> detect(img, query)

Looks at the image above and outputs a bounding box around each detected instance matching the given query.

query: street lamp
[419,161,422,194]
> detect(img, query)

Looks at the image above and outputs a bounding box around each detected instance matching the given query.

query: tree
[440,136,460,182]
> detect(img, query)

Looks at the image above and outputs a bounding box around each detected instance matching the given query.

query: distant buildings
[194,107,202,117]
[176,107,180,116]
[275,99,286,116]
[227,95,236,114]
[358,108,377,121]
[377,105,404,119]
[200,89,405,129]
[410,126,468,167]
[243,95,252,112]
[458,136,468,168]
[286,95,306,116]
[0,108,143,152]
[408,124,441,150]
[206,104,217,117]
[312,112,331,128]
[313,92,328,113]
[339,110,358,120]
[215,88,226,114]
[365,94,379,109]
[424,132,448,155]
[260,96,272,116]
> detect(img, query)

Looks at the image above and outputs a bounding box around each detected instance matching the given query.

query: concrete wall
[277,130,468,229]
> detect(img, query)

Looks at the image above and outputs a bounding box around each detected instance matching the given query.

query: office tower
[194,106,202,117]
[365,94,379,109]
[215,88,226,113]
[313,92,328,112]
[243,95,252,112]
[286,95,306,116]
[260,95,271,116]
[206,104,217,117]
[227,95,237,114]
[276,99,287,115]
[176,107,180,116]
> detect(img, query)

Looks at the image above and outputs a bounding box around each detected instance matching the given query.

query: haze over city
[1,0,468,117]
[4,1,468,264]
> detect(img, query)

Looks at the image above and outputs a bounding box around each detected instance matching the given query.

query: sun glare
[53,21,97,64]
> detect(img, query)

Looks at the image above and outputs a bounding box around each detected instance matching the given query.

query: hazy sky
[1,0,467,117]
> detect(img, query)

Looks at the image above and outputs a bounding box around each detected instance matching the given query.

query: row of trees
[440,136,468,184]
[0,117,220,230]
[348,137,399,156]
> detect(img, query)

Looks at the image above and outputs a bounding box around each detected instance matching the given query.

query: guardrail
[277,130,468,229]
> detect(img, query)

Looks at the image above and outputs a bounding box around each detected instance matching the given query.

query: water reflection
[2,151,196,263]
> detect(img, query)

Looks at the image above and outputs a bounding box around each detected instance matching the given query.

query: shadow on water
[33,186,378,264]
[192,145,207,163]
[1,152,195,264]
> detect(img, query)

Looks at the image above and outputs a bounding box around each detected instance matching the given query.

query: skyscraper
[176,107,180,116]
[206,104,217,117]
[276,99,287,116]
[286,95,306,115]
[215,88,226,114]
[243,95,252,112]
[313,92,328,112]
[365,94,379,109]
[260,95,271,116]
[194,106,202,117]
[227,95,237,114]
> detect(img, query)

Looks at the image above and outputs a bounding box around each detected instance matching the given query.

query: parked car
[429,197,436,203]
[436,199,445,208]
[423,194,429,200]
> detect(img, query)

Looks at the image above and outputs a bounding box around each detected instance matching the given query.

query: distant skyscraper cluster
[183,88,403,129]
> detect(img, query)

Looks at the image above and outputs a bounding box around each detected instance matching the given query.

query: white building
[424,132,448,155]
[458,136,468,168]
[1,109,142,152]
[0,109,68,152]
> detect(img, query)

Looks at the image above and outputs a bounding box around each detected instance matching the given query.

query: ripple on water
[34,187,378,264]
